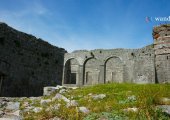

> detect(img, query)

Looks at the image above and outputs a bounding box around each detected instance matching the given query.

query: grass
[22,83,170,120]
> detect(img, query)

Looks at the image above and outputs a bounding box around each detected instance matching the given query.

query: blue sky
[0,0,170,52]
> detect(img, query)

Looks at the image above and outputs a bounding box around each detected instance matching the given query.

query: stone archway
[64,58,79,84]
[104,57,123,83]
[84,58,100,85]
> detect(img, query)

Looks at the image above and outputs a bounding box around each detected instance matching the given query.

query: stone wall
[63,46,155,86]
[1,23,169,96]
[153,24,170,83]
[0,23,66,97]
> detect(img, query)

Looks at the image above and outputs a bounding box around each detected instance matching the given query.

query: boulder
[66,100,78,107]
[40,99,52,106]
[59,89,67,94]
[6,102,20,111]
[91,94,106,100]
[79,107,90,114]
[52,93,69,103]
[157,105,170,115]
[43,87,57,96]
[32,107,42,113]
[123,107,138,112]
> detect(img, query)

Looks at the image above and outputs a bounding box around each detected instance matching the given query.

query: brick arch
[63,58,79,84]
[104,56,124,83]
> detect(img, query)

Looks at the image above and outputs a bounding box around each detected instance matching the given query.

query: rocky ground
[0,84,170,120]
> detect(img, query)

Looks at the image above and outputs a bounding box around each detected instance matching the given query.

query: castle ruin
[0,23,169,97]
[62,24,170,86]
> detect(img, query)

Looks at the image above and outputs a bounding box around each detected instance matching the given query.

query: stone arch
[64,58,79,84]
[83,57,100,85]
[104,56,124,83]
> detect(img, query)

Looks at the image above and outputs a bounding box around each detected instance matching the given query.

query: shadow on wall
[0,53,65,97]
[64,58,79,84]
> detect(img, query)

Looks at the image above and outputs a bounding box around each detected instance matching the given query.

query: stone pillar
[78,65,84,87]
[153,24,170,83]
[62,65,65,85]
[99,65,105,84]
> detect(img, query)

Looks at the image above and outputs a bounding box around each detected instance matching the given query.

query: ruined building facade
[63,24,170,87]
[0,23,169,97]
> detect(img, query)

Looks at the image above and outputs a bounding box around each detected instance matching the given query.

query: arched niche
[104,57,123,83]
[64,58,79,84]
[84,58,100,85]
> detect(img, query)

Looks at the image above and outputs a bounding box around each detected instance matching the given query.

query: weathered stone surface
[43,87,57,96]
[79,107,90,114]
[153,25,170,83]
[59,89,67,94]
[66,100,78,107]
[32,107,42,113]
[52,93,69,103]
[157,105,170,115]
[40,99,51,106]
[6,102,20,111]
[1,22,170,96]
[91,94,106,100]
[123,107,138,112]
[63,45,155,86]
[0,23,66,97]
[0,110,22,120]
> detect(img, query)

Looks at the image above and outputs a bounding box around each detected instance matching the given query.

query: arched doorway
[105,57,123,83]
[84,58,100,85]
[64,58,79,84]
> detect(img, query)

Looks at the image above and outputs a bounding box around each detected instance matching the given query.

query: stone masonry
[0,23,170,96]
[0,23,66,97]
[63,46,155,87]
[153,24,170,83]
[63,24,170,87]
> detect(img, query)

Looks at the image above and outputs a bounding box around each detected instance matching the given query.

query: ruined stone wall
[63,46,155,86]
[0,23,66,97]
[153,24,170,83]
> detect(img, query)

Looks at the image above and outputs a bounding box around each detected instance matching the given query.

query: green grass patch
[22,83,170,120]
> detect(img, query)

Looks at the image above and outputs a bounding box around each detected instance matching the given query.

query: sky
[0,0,170,52]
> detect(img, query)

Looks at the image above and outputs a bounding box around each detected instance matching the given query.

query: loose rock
[6,102,20,111]
[92,94,106,100]
[79,107,90,114]
[40,99,52,106]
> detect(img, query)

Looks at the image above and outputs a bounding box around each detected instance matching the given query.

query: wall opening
[84,58,100,85]
[104,57,123,83]
[64,58,79,84]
